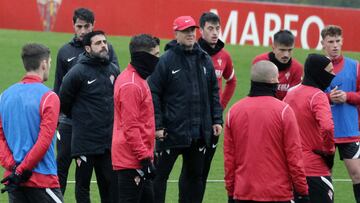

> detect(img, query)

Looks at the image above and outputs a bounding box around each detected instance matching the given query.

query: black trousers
[116,169,154,203]
[8,187,63,203]
[200,135,219,201]
[56,123,72,195]
[294,176,333,203]
[75,150,118,203]
[154,139,206,203]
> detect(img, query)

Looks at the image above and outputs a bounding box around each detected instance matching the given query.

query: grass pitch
[0,29,360,202]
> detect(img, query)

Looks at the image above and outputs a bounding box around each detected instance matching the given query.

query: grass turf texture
[0,29,360,202]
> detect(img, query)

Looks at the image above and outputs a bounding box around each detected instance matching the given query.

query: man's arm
[53,49,66,95]
[58,67,82,116]
[16,92,60,174]
[148,58,167,131]
[224,111,235,197]
[312,92,335,153]
[282,105,309,196]
[117,84,152,160]
[0,117,16,171]
[221,54,237,109]
[208,58,223,125]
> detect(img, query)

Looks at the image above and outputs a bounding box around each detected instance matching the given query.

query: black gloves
[1,167,32,193]
[296,194,310,203]
[228,196,235,203]
[313,149,335,170]
[140,158,156,180]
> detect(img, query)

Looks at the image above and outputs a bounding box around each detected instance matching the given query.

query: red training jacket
[284,85,335,176]
[212,49,237,108]
[224,96,308,201]
[112,65,155,170]
[252,53,303,100]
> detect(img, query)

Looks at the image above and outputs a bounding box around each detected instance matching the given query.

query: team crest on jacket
[285,72,290,80]
[110,75,115,85]
[217,58,222,66]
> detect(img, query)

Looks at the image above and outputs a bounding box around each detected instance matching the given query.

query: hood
[302,53,335,91]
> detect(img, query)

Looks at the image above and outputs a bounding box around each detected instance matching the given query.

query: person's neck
[26,72,43,81]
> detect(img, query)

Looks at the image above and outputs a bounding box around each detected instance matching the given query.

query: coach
[148,15,223,203]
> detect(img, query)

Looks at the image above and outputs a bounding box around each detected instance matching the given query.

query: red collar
[21,75,43,83]
[331,55,344,65]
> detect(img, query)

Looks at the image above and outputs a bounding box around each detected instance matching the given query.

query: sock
[353,183,360,203]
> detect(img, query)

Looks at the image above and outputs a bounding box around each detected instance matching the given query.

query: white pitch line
[66,179,352,184]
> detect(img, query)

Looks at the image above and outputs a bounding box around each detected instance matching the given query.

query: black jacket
[54,37,119,125]
[148,40,223,151]
[59,53,120,156]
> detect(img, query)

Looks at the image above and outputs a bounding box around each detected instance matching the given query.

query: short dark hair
[73,8,95,24]
[273,30,294,46]
[129,34,160,54]
[21,43,50,72]
[321,25,342,39]
[199,12,220,28]
[82,30,106,46]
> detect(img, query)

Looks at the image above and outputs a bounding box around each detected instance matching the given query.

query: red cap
[173,16,199,31]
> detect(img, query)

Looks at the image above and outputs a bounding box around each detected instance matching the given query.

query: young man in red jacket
[197,12,237,200]
[252,30,303,100]
[322,25,360,203]
[284,54,335,203]
[224,60,309,203]
[0,43,63,202]
[112,34,160,203]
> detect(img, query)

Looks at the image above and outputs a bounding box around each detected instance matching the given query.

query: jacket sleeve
[53,48,66,95]
[59,67,82,117]
[148,58,168,130]
[221,54,237,109]
[224,110,235,196]
[282,105,309,196]
[311,92,335,153]
[117,84,152,160]
[0,117,16,171]
[16,92,60,174]
[208,57,223,125]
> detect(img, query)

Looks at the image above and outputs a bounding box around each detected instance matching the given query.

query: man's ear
[85,45,91,53]
[321,40,325,49]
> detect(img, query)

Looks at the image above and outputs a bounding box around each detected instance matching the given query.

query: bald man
[224,61,309,203]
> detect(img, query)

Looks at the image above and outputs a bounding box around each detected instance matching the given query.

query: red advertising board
[1,0,360,52]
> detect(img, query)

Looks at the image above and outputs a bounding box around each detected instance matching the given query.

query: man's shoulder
[252,52,269,64]
[290,58,303,69]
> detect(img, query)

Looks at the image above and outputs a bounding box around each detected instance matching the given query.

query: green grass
[1,29,360,202]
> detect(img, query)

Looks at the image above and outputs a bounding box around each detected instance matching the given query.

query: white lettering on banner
[301,16,324,50]
[210,9,325,50]
[263,13,281,46]
[284,14,299,37]
[239,12,260,46]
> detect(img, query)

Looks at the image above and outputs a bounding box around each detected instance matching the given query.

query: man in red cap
[148,15,223,203]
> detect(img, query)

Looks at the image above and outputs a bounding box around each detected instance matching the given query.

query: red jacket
[253,53,303,100]
[212,49,237,108]
[112,65,155,170]
[0,75,60,188]
[284,85,335,176]
[224,96,308,201]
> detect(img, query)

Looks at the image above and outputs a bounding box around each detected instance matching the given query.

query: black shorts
[337,142,360,160]
[306,176,334,203]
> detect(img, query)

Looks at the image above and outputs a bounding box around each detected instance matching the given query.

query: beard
[90,48,109,60]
